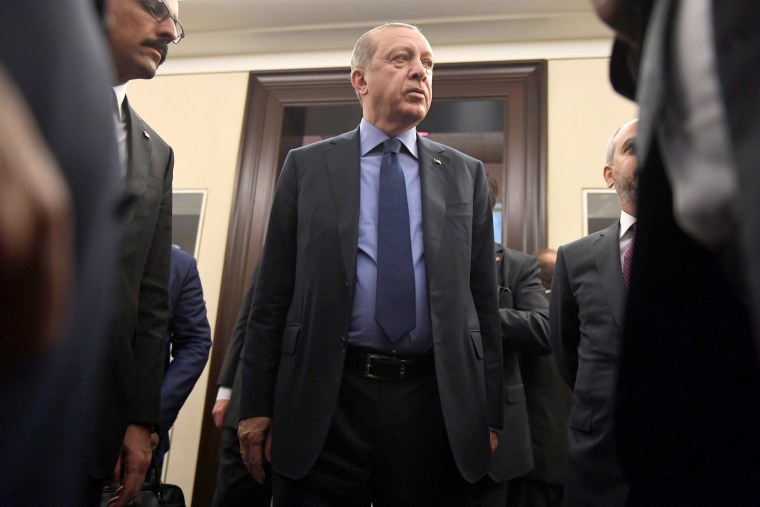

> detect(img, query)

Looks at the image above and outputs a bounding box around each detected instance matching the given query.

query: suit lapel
[418,136,449,273]
[125,98,152,185]
[118,100,154,258]
[594,222,626,330]
[325,129,361,286]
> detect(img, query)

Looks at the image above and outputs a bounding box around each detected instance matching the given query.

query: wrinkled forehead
[372,26,433,55]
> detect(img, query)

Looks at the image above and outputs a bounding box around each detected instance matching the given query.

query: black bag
[100,460,185,507]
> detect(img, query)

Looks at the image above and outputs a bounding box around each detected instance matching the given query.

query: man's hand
[0,66,72,357]
[212,399,230,430]
[238,416,272,484]
[106,424,153,507]
[490,431,499,456]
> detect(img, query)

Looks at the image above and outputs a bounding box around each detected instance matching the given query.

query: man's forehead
[615,121,637,144]
[375,28,431,51]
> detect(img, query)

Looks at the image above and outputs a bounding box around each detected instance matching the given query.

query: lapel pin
[143,130,150,139]
[433,158,441,165]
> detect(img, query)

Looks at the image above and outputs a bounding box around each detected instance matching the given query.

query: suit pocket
[568,402,592,432]
[445,202,472,217]
[281,325,300,355]
[470,331,484,359]
[505,384,526,404]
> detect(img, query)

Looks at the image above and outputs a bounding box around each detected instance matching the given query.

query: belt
[344,348,435,381]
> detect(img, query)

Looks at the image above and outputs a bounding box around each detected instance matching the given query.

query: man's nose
[410,59,428,81]
[156,16,178,41]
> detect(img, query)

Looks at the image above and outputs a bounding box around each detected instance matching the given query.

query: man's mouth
[142,41,168,62]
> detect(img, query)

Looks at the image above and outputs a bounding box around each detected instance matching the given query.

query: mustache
[141,39,169,64]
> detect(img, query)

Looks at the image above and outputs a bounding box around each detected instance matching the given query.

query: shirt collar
[112,83,129,122]
[359,118,418,159]
[619,209,637,238]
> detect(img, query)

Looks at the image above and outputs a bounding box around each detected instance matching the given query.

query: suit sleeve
[132,149,173,426]
[500,255,552,356]
[240,151,299,420]
[217,265,258,388]
[160,254,211,433]
[549,246,580,389]
[470,162,504,428]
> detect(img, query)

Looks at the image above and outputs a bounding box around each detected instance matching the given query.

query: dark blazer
[495,246,571,487]
[159,246,211,443]
[489,244,550,483]
[0,1,121,504]
[609,1,760,503]
[550,223,629,507]
[218,268,257,430]
[241,129,503,483]
[92,101,174,478]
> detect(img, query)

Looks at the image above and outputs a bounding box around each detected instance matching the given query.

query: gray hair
[350,23,422,72]
[605,125,622,165]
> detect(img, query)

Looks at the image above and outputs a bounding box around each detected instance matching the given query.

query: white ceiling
[171,0,612,60]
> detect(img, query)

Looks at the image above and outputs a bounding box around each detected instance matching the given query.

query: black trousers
[212,426,272,507]
[273,368,470,507]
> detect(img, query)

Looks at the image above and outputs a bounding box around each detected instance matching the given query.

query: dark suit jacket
[92,101,174,478]
[159,246,211,447]
[0,1,121,503]
[608,1,760,503]
[550,223,629,507]
[218,267,257,430]
[488,244,550,483]
[241,128,503,483]
[494,245,570,487]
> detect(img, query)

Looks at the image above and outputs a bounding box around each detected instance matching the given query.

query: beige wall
[547,58,637,249]
[127,72,249,500]
[126,54,636,499]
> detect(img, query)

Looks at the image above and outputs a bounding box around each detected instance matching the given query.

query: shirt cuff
[216,386,232,401]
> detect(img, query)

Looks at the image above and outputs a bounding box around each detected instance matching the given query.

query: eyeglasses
[142,0,185,44]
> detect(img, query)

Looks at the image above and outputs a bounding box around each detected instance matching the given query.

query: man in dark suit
[470,176,550,506]
[507,248,571,507]
[153,245,212,471]
[211,267,272,507]
[94,1,181,505]
[550,118,638,507]
[0,1,121,505]
[592,1,760,504]
[238,22,503,506]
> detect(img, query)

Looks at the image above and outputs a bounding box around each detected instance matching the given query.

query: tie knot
[383,138,401,154]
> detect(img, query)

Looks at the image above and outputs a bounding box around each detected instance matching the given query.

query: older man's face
[106,0,180,84]
[352,27,434,137]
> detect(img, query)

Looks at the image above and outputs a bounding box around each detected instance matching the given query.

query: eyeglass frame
[142,0,185,44]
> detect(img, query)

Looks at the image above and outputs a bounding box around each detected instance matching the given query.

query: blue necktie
[375,138,416,342]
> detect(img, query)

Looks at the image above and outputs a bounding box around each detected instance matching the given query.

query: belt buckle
[364,354,384,379]
[364,354,407,380]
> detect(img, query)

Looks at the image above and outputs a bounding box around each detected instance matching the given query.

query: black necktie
[375,138,416,342]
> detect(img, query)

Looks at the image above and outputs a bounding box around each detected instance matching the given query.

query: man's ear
[603,165,615,189]
[351,68,368,98]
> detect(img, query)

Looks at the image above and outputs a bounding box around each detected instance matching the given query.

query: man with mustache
[550,119,638,507]
[92,0,182,505]
[238,22,503,506]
